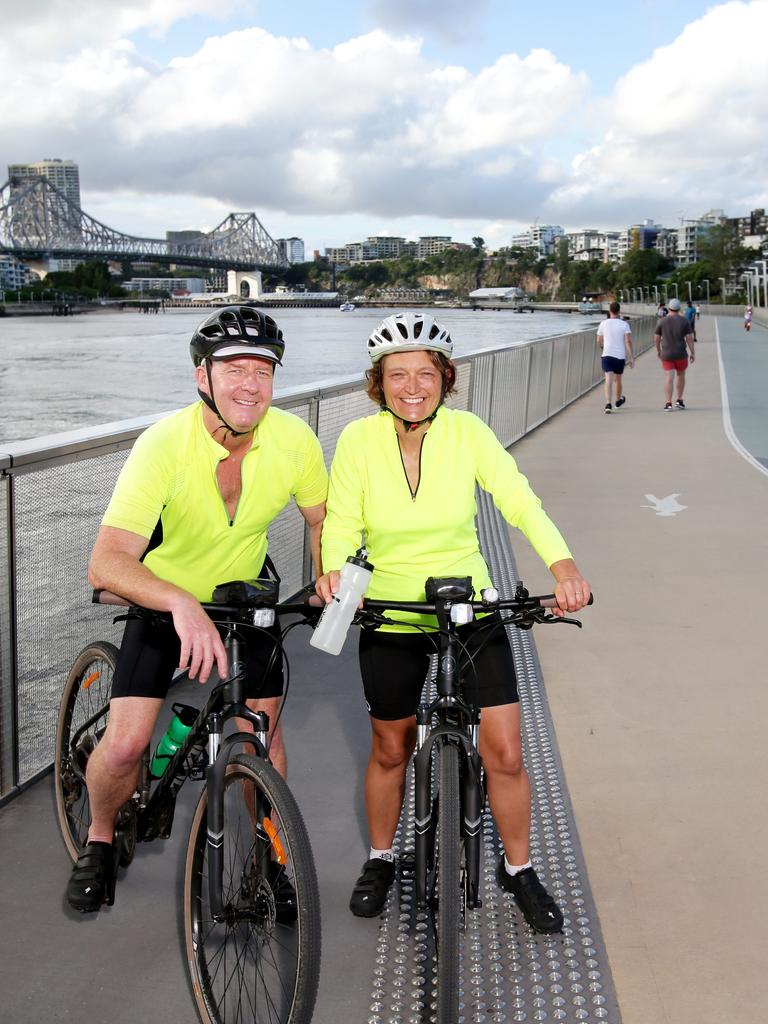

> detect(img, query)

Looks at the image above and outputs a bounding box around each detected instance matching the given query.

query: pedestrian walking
[596,301,634,414]
[654,297,695,410]
[744,305,753,332]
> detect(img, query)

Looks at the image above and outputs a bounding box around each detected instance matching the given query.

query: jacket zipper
[397,433,426,502]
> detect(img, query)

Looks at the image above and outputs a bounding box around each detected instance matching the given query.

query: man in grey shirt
[654,297,695,410]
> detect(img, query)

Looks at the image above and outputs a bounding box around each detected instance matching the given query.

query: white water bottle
[310,548,374,656]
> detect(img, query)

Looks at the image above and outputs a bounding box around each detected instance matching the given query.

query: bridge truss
[0,177,288,271]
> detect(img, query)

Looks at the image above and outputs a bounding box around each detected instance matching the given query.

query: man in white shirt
[597,301,635,414]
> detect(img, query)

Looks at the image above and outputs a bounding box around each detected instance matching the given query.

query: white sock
[370,847,395,862]
[504,857,532,877]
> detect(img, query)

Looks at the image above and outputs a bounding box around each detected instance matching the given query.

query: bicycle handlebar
[360,592,593,615]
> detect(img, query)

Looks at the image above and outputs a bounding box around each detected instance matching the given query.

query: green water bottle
[150,703,198,778]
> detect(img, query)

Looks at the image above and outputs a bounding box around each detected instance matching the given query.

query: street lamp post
[719,277,726,304]
[703,279,710,309]
[754,259,768,308]
[687,280,692,302]
[654,285,659,305]
[672,282,679,299]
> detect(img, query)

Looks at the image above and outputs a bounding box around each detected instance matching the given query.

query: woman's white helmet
[367,312,453,364]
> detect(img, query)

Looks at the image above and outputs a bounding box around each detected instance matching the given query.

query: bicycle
[352,575,591,1024]
[54,577,323,1024]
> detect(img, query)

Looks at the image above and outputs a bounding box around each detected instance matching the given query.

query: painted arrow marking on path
[642,494,688,517]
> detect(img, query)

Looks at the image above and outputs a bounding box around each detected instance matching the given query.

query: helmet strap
[382,399,444,432]
[198,362,250,439]
[382,380,447,432]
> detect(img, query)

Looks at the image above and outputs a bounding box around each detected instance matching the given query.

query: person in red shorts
[654,297,696,410]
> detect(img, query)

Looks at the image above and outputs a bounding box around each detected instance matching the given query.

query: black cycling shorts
[358,614,518,721]
[111,613,284,701]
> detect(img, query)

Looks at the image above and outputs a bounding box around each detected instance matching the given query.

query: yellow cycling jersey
[102,402,328,601]
[321,407,572,631]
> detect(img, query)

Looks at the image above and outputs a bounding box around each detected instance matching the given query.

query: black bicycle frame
[412,605,485,912]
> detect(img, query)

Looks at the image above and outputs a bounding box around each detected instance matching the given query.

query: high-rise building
[510,225,564,259]
[7,159,82,266]
[8,158,81,208]
[416,236,452,259]
[276,237,305,264]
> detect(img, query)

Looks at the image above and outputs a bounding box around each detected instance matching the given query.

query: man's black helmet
[190,306,284,367]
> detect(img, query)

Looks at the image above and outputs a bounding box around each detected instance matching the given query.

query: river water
[0,306,601,445]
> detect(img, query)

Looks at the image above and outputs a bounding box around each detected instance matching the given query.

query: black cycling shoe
[497,860,563,933]
[349,858,396,917]
[66,841,118,913]
[269,862,298,924]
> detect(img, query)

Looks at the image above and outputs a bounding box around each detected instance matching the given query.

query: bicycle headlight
[450,603,474,625]
[252,608,276,627]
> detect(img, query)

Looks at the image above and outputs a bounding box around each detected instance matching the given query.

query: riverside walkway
[1,313,766,1024]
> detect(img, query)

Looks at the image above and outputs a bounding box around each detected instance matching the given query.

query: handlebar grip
[92,588,132,607]
[539,593,594,609]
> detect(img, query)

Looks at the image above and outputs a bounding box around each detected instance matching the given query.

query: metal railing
[0,318,656,802]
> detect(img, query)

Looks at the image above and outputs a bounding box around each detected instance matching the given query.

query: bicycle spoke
[184,754,319,1024]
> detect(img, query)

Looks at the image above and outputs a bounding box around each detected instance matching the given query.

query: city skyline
[1,1,766,253]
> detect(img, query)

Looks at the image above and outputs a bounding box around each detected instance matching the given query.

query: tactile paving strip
[365,490,621,1024]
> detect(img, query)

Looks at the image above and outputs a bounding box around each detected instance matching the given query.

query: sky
[2,0,767,254]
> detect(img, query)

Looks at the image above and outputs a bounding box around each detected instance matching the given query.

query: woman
[316,312,591,933]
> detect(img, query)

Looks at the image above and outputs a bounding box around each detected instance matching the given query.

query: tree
[615,248,669,290]
[697,223,751,280]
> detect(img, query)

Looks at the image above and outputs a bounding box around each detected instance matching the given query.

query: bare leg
[86,696,163,843]
[675,369,687,401]
[664,369,675,404]
[603,372,613,403]
[614,373,623,402]
[365,716,416,849]
[479,703,531,864]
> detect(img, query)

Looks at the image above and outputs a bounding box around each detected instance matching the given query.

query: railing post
[0,466,19,800]
[303,396,321,586]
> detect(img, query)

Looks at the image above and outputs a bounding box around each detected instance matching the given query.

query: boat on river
[339,302,355,312]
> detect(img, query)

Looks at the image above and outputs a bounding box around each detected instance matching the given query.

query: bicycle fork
[205,712,270,922]
[413,714,484,912]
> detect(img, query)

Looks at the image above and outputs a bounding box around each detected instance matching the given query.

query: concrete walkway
[2,315,766,1024]
[511,315,768,1024]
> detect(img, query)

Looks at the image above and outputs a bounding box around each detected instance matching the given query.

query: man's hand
[315,571,340,604]
[170,593,228,684]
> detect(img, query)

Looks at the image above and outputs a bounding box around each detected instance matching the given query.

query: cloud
[0,21,585,230]
[1,0,244,55]
[547,1,768,223]
[367,0,489,44]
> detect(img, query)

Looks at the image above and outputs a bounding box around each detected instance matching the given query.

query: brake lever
[544,613,583,628]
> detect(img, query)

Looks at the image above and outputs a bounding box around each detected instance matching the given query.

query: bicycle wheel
[54,641,118,862]
[184,752,321,1024]
[435,741,461,1023]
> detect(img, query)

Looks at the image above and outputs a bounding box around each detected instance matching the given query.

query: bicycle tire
[435,741,461,1023]
[184,752,321,1024]
[54,641,118,863]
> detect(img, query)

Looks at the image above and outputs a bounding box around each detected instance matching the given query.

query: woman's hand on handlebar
[170,593,228,684]
[315,570,340,604]
[549,560,592,616]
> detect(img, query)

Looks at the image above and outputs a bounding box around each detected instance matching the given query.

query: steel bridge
[0,176,288,271]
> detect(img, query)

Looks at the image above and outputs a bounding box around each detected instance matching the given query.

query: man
[596,301,634,413]
[654,297,696,410]
[684,300,697,338]
[66,306,328,913]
